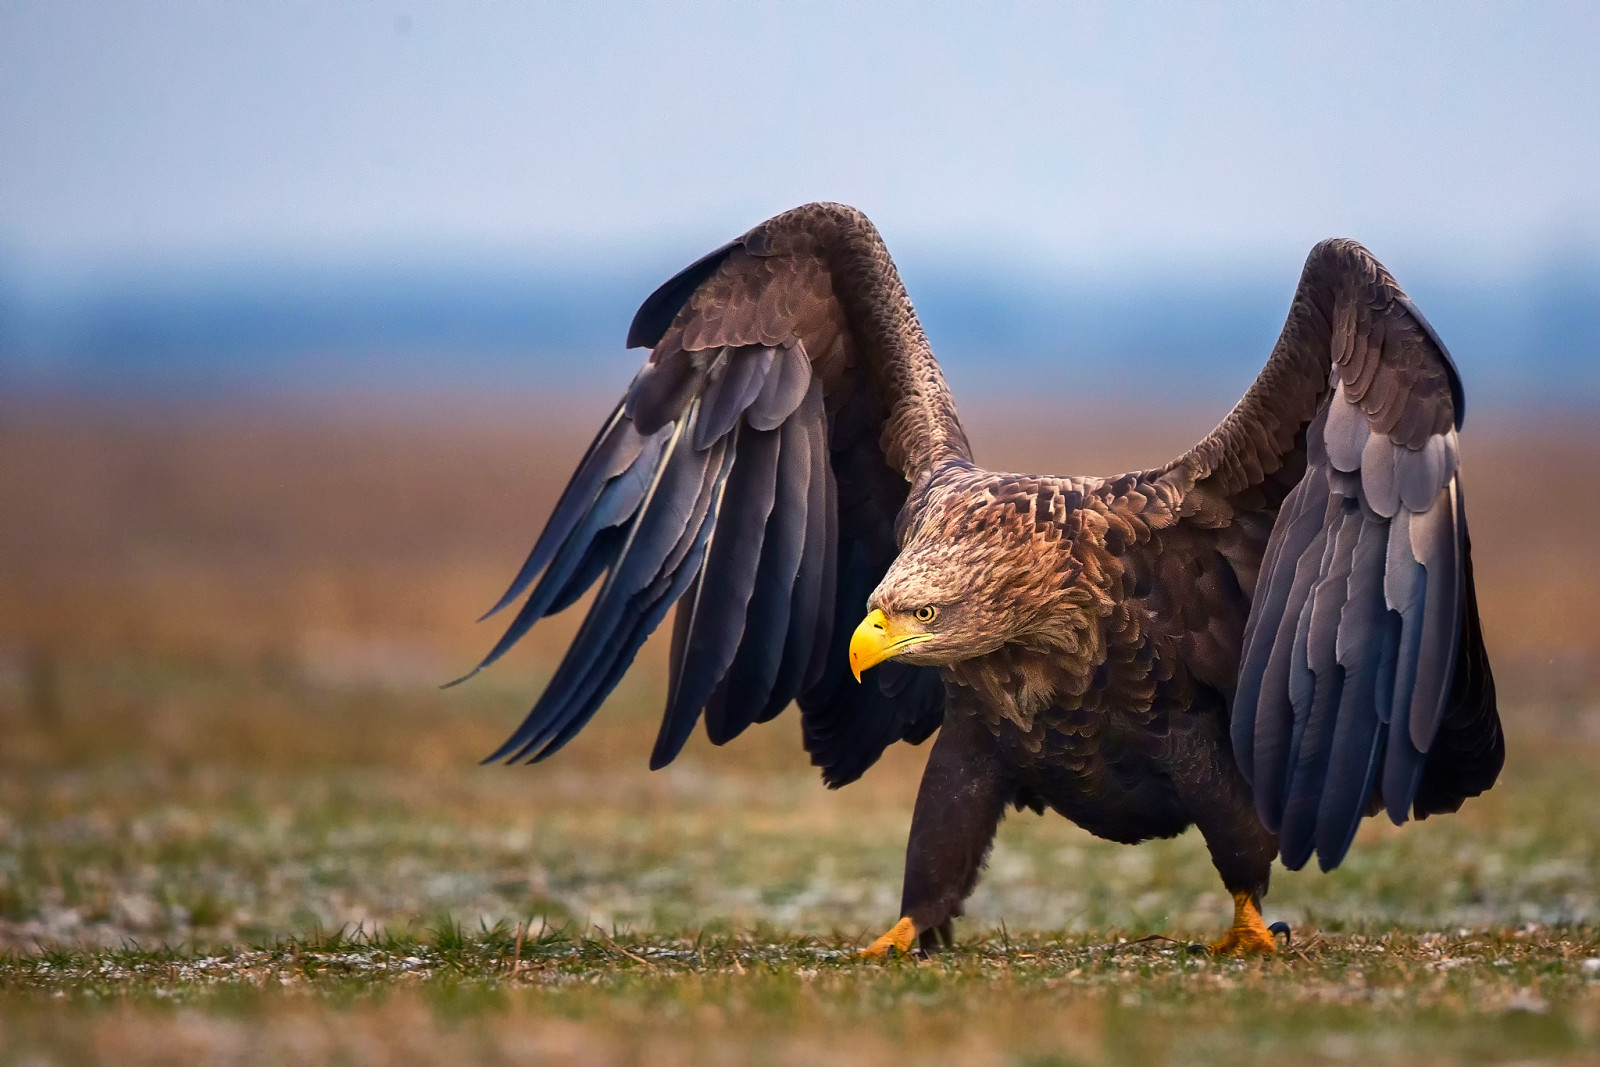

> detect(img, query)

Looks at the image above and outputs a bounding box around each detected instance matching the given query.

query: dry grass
[1,395,1599,1065]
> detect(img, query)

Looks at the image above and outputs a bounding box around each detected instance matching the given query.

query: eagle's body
[464,203,1502,954]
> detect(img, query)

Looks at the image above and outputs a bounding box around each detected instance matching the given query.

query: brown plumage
[464,203,1502,953]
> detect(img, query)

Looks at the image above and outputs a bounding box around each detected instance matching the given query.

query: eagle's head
[850,474,1078,679]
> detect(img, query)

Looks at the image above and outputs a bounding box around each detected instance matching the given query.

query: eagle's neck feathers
[935,473,1151,734]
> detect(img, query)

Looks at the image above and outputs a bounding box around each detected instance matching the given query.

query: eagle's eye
[913,605,938,624]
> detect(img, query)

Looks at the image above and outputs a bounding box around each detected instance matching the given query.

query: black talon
[1268,921,1292,946]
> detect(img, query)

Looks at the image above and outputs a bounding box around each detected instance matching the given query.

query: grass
[2,924,1600,1065]
[3,924,1600,1066]
[3,401,1600,1064]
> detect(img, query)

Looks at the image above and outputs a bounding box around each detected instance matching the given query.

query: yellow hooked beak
[849,609,932,681]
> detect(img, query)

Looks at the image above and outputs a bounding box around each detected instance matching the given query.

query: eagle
[458,202,1502,956]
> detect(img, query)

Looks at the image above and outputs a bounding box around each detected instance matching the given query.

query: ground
[1,400,1597,1065]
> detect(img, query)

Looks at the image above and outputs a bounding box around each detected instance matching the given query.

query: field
[2,395,1599,1065]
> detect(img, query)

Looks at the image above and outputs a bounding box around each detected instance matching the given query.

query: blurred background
[2,1,1599,952]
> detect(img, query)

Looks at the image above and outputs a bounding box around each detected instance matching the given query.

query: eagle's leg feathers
[1158,695,1282,954]
[1209,891,1278,955]
[863,709,1009,959]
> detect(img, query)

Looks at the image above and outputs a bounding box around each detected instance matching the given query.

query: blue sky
[3,1,1598,278]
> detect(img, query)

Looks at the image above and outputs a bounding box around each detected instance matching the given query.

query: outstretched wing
[1157,238,1502,872]
[462,203,970,785]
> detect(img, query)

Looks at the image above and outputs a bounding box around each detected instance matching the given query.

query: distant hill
[3,255,1596,408]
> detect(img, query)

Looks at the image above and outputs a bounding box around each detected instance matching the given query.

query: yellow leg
[1209,891,1278,955]
[860,916,917,958]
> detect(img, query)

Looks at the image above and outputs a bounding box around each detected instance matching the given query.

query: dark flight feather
[1380,503,1429,823]
[1407,486,1463,751]
[760,387,829,722]
[704,413,812,742]
[1244,469,1335,827]
[1413,521,1502,816]
[544,524,628,617]
[484,407,726,763]
[527,489,723,762]
[658,420,782,761]
[454,423,671,682]
[1231,452,1328,782]
[479,409,654,621]
[1277,496,1359,869]
[1314,512,1390,869]
[804,389,841,694]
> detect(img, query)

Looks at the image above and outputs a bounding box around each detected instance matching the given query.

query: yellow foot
[860,917,917,958]
[1209,891,1278,956]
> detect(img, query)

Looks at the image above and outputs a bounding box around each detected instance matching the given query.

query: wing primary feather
[509,490,720,765]
[1252,496,1336,830]
[527,506,721,763]
[1278,498,1359,869]
[543,525,627,616]
[759,399,825,722]
[449,424,671,684]
[1286,502,1346,744]
[707,413,812,740]
[482,406,719,762]
[665,584,694,711]
[650,421,777,767]
[1240,466,1334,823]
[1380,511,1429,823]
[1314,511,1391,869]
[587,401,704,609]
[1232,461,1329,779]
[796,537,864,733]
[804,406,841,692]
[688,422,784,745]
[764,382,830,713]
[652,438,742,737]
[497,434,732,764]
[478,405,641,621]
[1407,481,1463,751]
[1413,516,1503,815]
[800,540,875,779]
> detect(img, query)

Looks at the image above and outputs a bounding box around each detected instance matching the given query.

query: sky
[3,1,1599,281]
